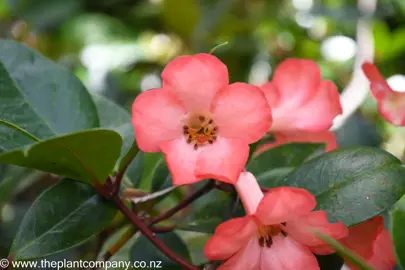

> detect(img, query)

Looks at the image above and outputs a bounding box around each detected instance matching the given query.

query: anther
[183,130,189,135]
[281,222,286,226]
[259,237,265,247]
[194,144,198,150]
[265,237,273,248]
[187,138,192,143]
[213,127,218,131]
[199,116,205,122]
[208,140,214,144]
[183,125,188,130]
[212,136,217,140]
[281,230,287,237]
[208,119,213,124]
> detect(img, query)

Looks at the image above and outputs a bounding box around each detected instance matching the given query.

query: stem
[114,141,139,194]
[112,196,199,270]
[151,225,176,233]
[151,181,215,225]
[103,227,137,261]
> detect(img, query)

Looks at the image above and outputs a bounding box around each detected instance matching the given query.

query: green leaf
[0,39,99,153]
[91,93,134,157]
[390,194,405,269]
[125,151,145,188]
[9,179,117,260]
[314,232,374,270]
[247,143,324,187]
[178,187,234,233]
[151,159,172,192]
[282,147,405,226]
[0,129,122,184]
[130,232,191,270]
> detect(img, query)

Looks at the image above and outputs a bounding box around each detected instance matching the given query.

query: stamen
[183,115,218,150]
[187,138,192,144]
[259,237,265,247]
[265,237,273,248]
[183,125,188,130]
[208,140,214,144]
[208,119,213,124]
[194,144,198,150]
[199,116,205,122]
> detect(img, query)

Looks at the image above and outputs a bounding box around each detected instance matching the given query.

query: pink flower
[362,62,405,126]
[132,54,272,186]
[261,59,342,132]
[256,131,338,154]
[204,172,348,269]
[340,216,396,270]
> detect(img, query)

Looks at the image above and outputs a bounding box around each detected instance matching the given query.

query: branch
[112,196,199,270]
[330,0,377,130]
[151,181,215,225]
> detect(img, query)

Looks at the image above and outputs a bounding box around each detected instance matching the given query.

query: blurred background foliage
[2,0,405,268]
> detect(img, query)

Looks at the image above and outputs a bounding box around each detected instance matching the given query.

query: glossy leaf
[9,179,117,260]
[283,147,405,226]
[390,194,405,269]
[130,232,191,270]
[247,143,324,187]
[125,151,145,188]
[0,129,122,184]
[0,39,99,153]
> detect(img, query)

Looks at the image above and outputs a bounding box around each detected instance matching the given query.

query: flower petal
[204,216,258,261]
[217,237,261,270]
[211,82,272,143]
[367,230,396,270]
[160,138,199,186]
[255,187,316,225]
[283,210,348,254]
[255,131,338,154]
[377,93,405,126]
[196,137,249,184]
[362,62,394,100]
[235,172,264,215]
[268,80,341,132]
[132,88,186,152]
[271,58,322,110]
[161,53,228,112]
[260,236,320,270]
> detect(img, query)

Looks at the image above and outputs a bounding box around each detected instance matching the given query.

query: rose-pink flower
[258,59,342,153]
[132,54,272,186]
[362,61,405,126]
[204,172,348,269]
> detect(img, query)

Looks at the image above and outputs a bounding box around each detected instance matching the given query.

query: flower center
[183,114,218,150]
[257,223,287,248]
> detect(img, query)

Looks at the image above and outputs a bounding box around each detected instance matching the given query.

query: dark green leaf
[130,232,191,270]
[91,93,133,157]
[0,39,99,153]
[283,147,405,226]
[125,151,145,188]
[390,194,405,269]
[151,159,172,192]
[9,179,117,260]
[178,187,234,233]
[247,143,324,187]
[0,129,122,184]
[316,254,344,270]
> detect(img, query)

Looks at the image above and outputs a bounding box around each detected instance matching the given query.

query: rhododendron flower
[132,54,272,186]
[204,172,348,269]
[340,216,396,270]
[362,62,405,126]
[261,58,342,132]
[256,130,338,154]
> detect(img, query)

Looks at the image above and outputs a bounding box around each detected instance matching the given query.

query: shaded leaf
[0,129,122,184]
[0,39,98,153]
[9,179,117,260]
[151,159,172,192]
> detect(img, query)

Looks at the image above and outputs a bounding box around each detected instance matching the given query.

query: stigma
[183,114,218,150]
[257,223,287,248]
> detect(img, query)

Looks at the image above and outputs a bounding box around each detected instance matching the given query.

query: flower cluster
[132,54,396,269]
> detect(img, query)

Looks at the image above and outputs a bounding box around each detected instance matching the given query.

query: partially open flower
[362,62,405,126]
[340,216,396,270]
[204,172,348,269]
[261,58,342,132]
[132,54,272,186]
